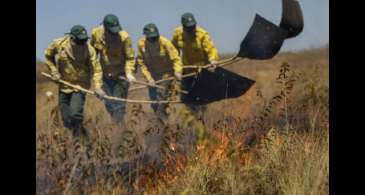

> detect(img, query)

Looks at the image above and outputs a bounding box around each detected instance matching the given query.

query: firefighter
[90,14,136,123]
[137,23,183,121]
[44,25,105,140]
[171,12,220,120]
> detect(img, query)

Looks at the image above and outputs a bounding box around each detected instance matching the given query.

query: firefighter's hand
[126,73,136,82]
[148,78,156,86]
[95,88,106,99]
[209,60,218,72]
[175,72,183,81]
[51,71,61,80]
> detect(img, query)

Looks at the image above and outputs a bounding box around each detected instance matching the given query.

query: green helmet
[181,12,197,27]
[68,25,88,40]
[103,14,122,34]
[143,23,159,38]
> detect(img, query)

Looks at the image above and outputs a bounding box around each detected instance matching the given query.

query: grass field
[36,46,329,195]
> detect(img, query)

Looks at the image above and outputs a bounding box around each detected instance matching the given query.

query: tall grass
[158,59,329,195]
[36,48,329,195]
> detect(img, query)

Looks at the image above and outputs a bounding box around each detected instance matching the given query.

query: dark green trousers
[102,76,130,123]
[59,91,87,138]
[148,80,176,121]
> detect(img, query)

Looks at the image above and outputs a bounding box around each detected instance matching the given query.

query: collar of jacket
[62,36,76,60]
[101,26,123,46]
[100,26,107,46]
[182,26,205,41]
[62,36,89,61]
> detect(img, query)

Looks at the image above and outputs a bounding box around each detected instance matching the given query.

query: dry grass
[36,47,328,195]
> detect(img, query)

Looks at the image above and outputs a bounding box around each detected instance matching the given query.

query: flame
[133,127,255,193]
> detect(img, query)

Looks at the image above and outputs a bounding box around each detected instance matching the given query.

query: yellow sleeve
[164,39,183,75]
[124,36,136,75]
[137,43,153,81]
[90,30,96,48]
[202,32,219,62]
[171,29,180,53]
[44,40,59,74]
[90,29,101,56]
[89,46,103,89]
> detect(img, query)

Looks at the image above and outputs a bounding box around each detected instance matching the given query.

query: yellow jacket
[172,26,219,67]
[90,26,135,77]
[137,36,183,81]
[44,36,103,93]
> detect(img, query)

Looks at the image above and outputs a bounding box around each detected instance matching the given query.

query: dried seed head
[45,91,53,97]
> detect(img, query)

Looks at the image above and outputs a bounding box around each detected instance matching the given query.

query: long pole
[41,72,181,104]
[119,76,189,94]
[128,56,242,92]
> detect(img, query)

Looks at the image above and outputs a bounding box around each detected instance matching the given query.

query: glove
[126,73,136,82]
[148,79,156,86]
[209,60,218,71]
[94,88,106,99]
[210,60,218,65]
[175,72,183,81]
[51,71,61,80]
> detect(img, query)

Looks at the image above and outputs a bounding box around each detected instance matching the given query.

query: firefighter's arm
[90,29,101,57]
[165,40,183,77]
[44,40,59,74]
[137,43,153,81]
[89,46,103,89]
[171,30,181,55]
[89,30,96,48]
[202,32,219,63]
[124,36,136,75]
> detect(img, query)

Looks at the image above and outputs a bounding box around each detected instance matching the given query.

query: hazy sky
[36,0,328,60]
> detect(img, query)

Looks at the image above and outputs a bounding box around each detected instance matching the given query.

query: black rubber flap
[181,67,255,105]
[280,0,304,38]
[238,14,288,59]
